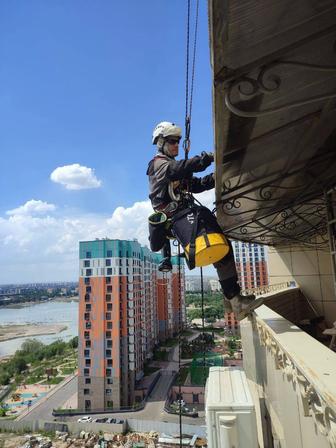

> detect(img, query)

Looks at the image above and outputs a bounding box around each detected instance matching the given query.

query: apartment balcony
[240,286,336,447]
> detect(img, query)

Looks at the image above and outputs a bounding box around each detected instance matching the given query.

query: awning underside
[209,0,336,247]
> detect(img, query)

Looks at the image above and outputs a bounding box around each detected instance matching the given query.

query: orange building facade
[224,242,268,334]
[78,239,185,411]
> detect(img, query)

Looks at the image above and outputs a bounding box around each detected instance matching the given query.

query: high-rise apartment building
[233,241,268,290]
[224,242,269,334]
[78,239,185,411]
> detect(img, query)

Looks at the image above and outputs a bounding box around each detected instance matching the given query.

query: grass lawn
[153,351,169,361]
[175,367,189,385]
[41,376,65,385]
[161,338,179,348]
[181,330,193,337]
[144,365,160,376]
[60,367,76,375]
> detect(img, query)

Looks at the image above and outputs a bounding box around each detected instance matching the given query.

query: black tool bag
[171,205,226,269]
[148,211,168,252]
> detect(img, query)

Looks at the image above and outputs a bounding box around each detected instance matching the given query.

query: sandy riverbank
[0,296,79,309]
[0,323,68,342]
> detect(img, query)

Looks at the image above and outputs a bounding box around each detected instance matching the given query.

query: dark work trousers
[213,239,240,300]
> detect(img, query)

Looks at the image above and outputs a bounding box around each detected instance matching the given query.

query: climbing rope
[183,0,200,159]
[200,267,206,385]
[176,3,201,447]
[177,243,183,448]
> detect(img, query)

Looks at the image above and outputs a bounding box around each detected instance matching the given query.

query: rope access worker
[146,121,256,318]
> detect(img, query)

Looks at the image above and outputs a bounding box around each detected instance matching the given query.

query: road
[20,330,205,425]
[19,376,77,422]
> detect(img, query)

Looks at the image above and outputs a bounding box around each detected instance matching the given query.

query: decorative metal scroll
[225,60,336,118]
[256,319,336,447]
[220,199,329,248]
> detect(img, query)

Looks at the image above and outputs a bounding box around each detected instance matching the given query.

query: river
[0,300,78,357]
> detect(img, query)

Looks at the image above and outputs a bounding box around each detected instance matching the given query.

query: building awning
[209,0,336,247]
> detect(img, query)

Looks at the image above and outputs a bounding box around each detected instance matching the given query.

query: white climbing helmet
[152,121,182,145]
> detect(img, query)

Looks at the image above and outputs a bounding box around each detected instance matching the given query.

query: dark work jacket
[146,152,214,209]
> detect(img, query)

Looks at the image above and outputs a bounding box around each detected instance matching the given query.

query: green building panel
[79,239,184,266]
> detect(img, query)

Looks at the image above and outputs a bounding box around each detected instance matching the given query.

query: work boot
[225,294,256,318]
[158,257,172,272]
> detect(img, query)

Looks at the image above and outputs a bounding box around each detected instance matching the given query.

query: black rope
[176,2,201,446]
[177,243,183,448]
[184,0,191,154]
[200,267,206,385]
[188,0,199,124]
[183,0,199,160]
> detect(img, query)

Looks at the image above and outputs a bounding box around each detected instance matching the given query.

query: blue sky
[0,1,216,283]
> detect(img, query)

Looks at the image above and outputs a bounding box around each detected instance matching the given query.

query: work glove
[201,151,214,164]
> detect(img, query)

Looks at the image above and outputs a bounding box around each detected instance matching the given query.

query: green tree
[0,372,10,386]
[12,356,27,374]
[69,336,78,349]
[21,339,44,355]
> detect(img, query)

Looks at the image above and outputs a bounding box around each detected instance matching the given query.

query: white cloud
[194,189,216,211]
[0,199,153,283]
[6,199,56,216]
[0,195,220,283]
[50,163,102,190]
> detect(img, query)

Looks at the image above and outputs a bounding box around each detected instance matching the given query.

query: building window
[107,268,112,275]
[107,303,112,311]
[107,250,112,257]
[84,277,90,285]
[85,400,91,409]
[84,388,90,395]
[84,260,90,267]
[107,378,113,384]
[107,340,112,348]
[107,285,112,292]
[86,269,92,276]
[86,286,91,293]
[85,322,91,329]
[106,276,111,284]
[107,401,113,408]
[84,294,90,302]
[84,331,90,339]
[107,321,112,329]
[106,369,112,376]
[106,294,111,301]
[85,359,91,367]
[106,389,112,394]
[106,350,112,357]
[84,349,90,357]
[85,378,91,384]
[85,251,92,258]
[106,259,111,266]
[84,368,90,376]
[85,340,91,348]
[84,313,90,321]
[107,359,113,366]
[106,312,111,320]
[106,331,111,338]
[85,304,91,311]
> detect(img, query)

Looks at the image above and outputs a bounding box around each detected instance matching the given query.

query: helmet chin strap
[158,140,175,158]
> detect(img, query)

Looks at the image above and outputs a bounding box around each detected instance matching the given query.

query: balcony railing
[240,288,336,448]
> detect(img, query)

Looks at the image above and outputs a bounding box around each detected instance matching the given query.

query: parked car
[77,416,92,423]
[106,418,116,424]
[115,419,124,424]
[94,417,108,423]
